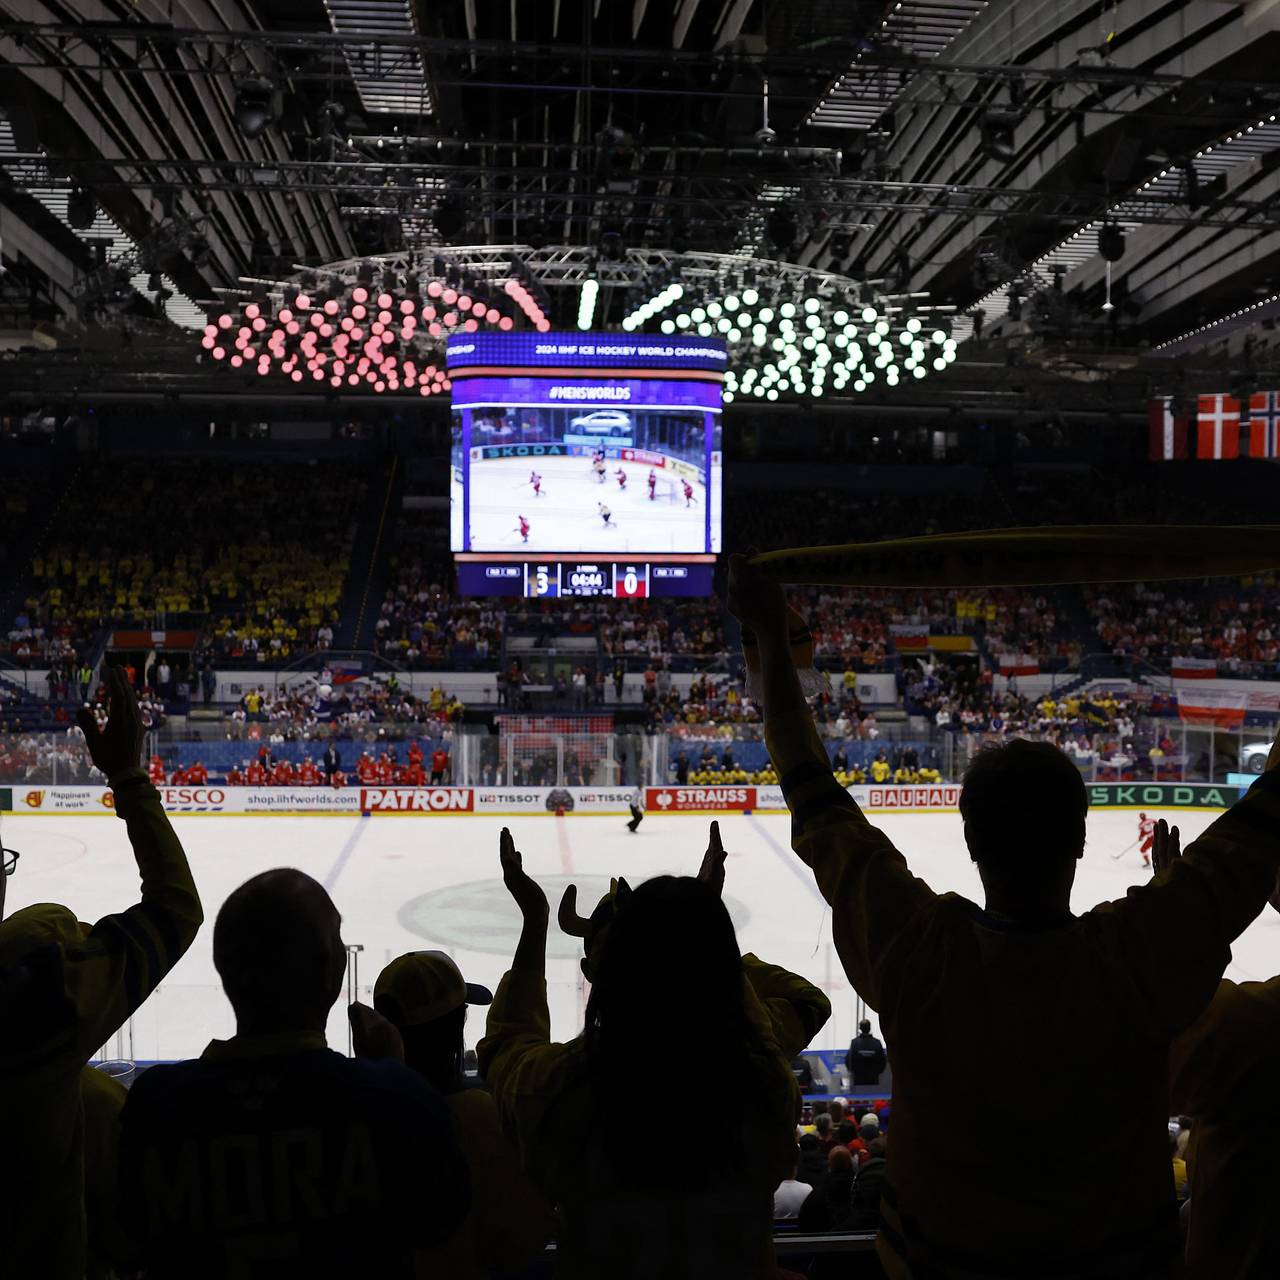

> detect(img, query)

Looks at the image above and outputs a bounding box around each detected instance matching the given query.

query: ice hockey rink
[3,807,1276,1063]
[461,453,710,553]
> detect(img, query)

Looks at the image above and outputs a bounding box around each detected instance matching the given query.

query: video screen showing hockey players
[447,332,724,556]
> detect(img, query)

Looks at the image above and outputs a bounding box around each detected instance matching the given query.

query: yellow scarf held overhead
[745,524,1280,588]
[738,524,1280,698]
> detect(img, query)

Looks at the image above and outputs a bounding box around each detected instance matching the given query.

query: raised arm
[70,668,203,1057]
[698,819,832,1053]
[476,829,576,1189]
[1107,744,1280,1036]
[727,556,935,1009]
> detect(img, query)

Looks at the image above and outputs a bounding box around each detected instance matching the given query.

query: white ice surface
[464,454,707,554]
[3,808,1276,1062]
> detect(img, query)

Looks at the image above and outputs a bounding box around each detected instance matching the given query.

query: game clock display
[524,562,645,598]
[456,559,710,597]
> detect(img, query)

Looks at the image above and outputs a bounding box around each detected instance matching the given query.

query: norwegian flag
[1147,397,1189,460]
[1196,394,1240,459]
[1247,391,1280,458]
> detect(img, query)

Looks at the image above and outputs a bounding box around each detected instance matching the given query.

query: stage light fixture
[1098,222,1126,262]
[234,81,278,140]
[67,186,97,229]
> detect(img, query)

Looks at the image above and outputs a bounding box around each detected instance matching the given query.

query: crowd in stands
[6,582,1278,1278]
[1084,578,1280,676]
[5,459,359,670]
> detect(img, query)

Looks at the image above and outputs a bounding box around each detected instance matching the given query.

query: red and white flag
[1247,391,1280,458]
[889,623,929,650]
[1171,656,1217,680]
[998,654,1040,676]
[1176,687,1247,728]
[1196,394,1240,459]
[1148,397,1189,460]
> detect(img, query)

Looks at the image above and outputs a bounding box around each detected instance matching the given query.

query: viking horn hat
[557,877,632,941]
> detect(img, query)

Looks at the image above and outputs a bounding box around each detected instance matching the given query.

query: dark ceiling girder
[5,153,1273,231]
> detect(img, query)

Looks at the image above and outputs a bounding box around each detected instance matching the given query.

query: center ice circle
[398,873,752,958]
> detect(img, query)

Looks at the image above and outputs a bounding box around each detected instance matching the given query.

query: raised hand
[726,552,789,641]
[1151,818,1181,876]
[76,666,145,778]
[697,820,728,896]
[501,827,548,922]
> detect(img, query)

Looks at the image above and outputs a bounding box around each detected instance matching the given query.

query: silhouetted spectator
[0,668,203,1280]
[773,1146,813,1220]
[849,1137,888,1231]
[795,1131,828,1192]
[797,1144,856,1234]
[366,950,556,1277]
[813,1112,835,1153]
[118,869,469,1277]
[846,1017,887,1086]
[1161,821,1280,1278]
[322,743,341,783]
[481,822,830,1278]
[731,557,1280,1278]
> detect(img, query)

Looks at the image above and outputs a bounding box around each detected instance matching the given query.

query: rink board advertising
[447,332,723,597]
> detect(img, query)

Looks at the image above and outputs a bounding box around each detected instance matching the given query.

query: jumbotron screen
[447,332,724,597]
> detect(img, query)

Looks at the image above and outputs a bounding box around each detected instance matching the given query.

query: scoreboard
[456,559,713,598]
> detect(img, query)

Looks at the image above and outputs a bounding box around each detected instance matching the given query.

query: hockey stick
[1109,836,1139,861]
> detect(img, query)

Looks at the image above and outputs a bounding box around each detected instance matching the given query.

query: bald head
[213,869,345,1035]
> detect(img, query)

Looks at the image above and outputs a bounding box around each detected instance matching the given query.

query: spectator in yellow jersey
[0,668,203,1280]
[1157,821,1280,1278]
[362,951,557,1278]
[728,554,1280,1280]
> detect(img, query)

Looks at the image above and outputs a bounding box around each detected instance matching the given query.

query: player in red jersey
[1138,811,1157,867]
[682,478,695,507]
[272,758,295,786]
[185,761,208,786]
[169,765,188,785]
[530,470,543,497]
[430,746,449,784]
[148,754,166,784]
[407,739,425,769]
[330,768,347,789]
[615,467,627,490]
[648,469,657,500]
[298,757,321,786]
[226,763,246,786]
[245,760,267,786]
[375,753,395,785]
[356,752,376,784]
[400,760,426,786]
[515,515,530,543]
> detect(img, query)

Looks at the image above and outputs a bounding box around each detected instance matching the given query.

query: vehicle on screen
[570,409,632,434]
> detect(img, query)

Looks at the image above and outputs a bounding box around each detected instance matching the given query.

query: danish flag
[1196,394,1240,459]
[1246,391,1280,458]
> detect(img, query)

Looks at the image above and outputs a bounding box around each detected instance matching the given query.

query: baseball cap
[374,951,493,1027]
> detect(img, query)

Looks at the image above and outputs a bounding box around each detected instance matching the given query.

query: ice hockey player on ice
[682,478,695,507]
[530,470,543,497]
[598,502,613,527]
[515,515,530,543]
[1138,811,1156,867]
[648,469,657,500]
[593,452,607,482]
[615,467,627,490]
